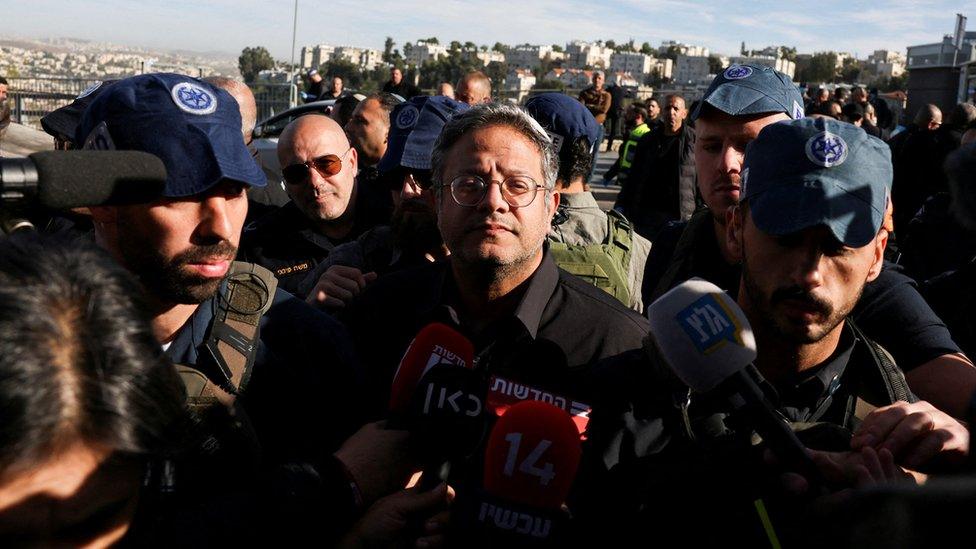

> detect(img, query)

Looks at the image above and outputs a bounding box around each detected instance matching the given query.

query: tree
[321,58,364,89]
[492,42,509,53]
[449,40,462,52]
[840,57,861,83]
[422,37,440,45]
[707,55,725,74]
[552,44,564,53]
[661,45,681,61]
[605,39,617,50]
[640,42,654,55]
[383,37,395,63]
[238,46,274,81]
[876,74,907,92]
[779,46,797,62]
[464,41,477,51]
[798,52,837,83]
[484,61,508,93]
[532,79,565,91]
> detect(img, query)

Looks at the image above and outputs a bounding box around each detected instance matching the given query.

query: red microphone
[388,322,484,489]
[454,400,581,545]
[389,322,475,414]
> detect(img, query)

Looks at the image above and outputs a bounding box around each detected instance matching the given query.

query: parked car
[251,99,336,176]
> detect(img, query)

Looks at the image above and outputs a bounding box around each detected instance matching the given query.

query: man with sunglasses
[301,96,467,310]
[241,114,388,294]
[341,103,648,438]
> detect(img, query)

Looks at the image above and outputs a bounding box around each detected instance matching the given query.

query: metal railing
[7,77,105,130]
[6,75,298,132]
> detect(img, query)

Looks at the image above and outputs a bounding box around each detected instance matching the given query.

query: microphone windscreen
[31,150,167,209]
[483,400,581,510]
[389,322,475,414]
[646,278,757,393]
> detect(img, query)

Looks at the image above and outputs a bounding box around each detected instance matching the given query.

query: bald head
[204,76,257,140]
[915,103,943,130]
[277,114,358,229]
[455,71,492,105]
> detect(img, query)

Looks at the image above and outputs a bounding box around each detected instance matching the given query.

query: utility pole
[290,0,298,70]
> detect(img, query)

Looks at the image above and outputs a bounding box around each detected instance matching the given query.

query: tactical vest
[619,123,651,170]
[549,209,634,306]
[158,261,278,499]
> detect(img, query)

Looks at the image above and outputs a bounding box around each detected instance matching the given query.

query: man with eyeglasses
[341,103,649,434]
[241,114,388,294]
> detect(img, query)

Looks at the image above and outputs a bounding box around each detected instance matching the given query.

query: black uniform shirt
[340,249,650,419]
[240,183,390,295]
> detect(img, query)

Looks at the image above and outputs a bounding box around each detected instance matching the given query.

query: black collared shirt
[240,181,390,295]
[340,249,650,419]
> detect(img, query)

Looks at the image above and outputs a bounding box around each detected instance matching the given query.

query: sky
[2,0,971,61]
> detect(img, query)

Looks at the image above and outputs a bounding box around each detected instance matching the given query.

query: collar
[772,323,858,419]
[163,290,221,365]
[427,248,560,342]
[557,191,601,210]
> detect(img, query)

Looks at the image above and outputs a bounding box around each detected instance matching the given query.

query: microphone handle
[723,371,826,492]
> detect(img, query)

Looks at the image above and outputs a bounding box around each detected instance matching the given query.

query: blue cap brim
[748,177,885,248]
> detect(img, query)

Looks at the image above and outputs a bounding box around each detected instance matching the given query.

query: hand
[851,400,969,471]
[306,265,377,309]
[334,421,415,507]
[777,446,914,500]
[338,483,454,549]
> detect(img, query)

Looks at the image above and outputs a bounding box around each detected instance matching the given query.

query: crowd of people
[0,59,974,547]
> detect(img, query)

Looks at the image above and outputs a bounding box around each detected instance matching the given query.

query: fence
[6,76,298,132]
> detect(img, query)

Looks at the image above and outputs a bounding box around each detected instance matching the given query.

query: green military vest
[550,209,634,306]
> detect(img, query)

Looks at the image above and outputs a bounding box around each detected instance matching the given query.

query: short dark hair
[629,104,648,120]
[557,136,593,188]
[0,235,185,475]
[0,76,7,86]
[332,94,362,127]
[364,92,401,116]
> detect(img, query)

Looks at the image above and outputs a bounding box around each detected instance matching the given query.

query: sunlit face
[278,117,358,223]
[95,179,247,305]
[0,83,7,103]
[331,77,343,94]
[647,100,660,120]
[0,442,143,548]
[456,78,490,105]
[345,98,390,166]
[436,125,557,270]
[662,96,687,133]
[694,110,790,221]
[729,208,886,344]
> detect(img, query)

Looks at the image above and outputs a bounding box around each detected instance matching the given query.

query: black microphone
[0,150,167,209]
[646,277,825,488]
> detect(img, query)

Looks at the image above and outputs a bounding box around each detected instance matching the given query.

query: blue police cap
[741,117,892,248]
[377,95,469,173]
[524,92,602,155]
[75,73,266,198]
[691,64,804,122]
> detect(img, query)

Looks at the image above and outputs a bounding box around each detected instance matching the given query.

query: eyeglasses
[439,175,544,208]
[281,147,352,185]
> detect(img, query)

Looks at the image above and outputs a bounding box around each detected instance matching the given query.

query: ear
[726,205,744,262]
[865,228,888,282]
[348,146,358,172]
[548,189,560,219]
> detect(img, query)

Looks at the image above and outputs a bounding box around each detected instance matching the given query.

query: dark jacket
[614,123,696,238]
[382,80,421,99]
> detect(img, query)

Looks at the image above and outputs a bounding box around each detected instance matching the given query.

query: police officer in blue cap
[524,92,652,312]
[300,95,468,309]
[590,118,969,547]
[643,64,976,420]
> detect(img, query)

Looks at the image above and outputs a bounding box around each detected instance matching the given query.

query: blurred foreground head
[0,235,184,546]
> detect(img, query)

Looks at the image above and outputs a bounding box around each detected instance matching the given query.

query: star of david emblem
[724,65,753,80]
[170,82,218,115]
[805,131,848,167]
[396,105,420,130]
